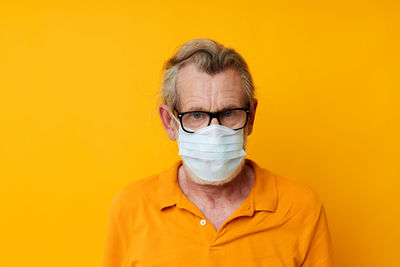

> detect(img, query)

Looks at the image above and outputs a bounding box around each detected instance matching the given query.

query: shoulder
[108,173,161,217]
[108,160,181,219]
[272,171,324,225]
[275,174,322,209]
[249,159,322,215]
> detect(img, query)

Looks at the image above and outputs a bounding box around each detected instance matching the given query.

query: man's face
[176,64,248,125]
[158,62,257,184]
[173,63,252,184]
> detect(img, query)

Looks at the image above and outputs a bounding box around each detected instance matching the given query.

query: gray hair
[161,39,255,111]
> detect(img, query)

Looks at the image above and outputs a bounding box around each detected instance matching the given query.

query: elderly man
[103,39,334,266]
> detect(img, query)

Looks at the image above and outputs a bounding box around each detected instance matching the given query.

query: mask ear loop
[170,113,179,124]
[169,111,181,131]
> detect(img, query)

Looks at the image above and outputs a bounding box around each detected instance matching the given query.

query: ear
[247,98,258,135]
[159,104,178,141]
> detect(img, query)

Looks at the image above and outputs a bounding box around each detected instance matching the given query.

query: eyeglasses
[175,104,250,133]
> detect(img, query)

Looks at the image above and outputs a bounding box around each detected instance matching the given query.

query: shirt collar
[157,160,182,210]
[245,159,278,212]
[157,159,278,213]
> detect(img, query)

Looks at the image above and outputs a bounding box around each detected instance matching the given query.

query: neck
[178,163,254,207]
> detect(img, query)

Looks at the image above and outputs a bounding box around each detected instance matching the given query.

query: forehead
[176,64,247,112]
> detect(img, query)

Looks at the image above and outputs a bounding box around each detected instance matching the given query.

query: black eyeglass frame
[175,104,251,133]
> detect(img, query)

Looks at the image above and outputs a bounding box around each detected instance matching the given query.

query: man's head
[161,39,255,114]
[159,39,257,185]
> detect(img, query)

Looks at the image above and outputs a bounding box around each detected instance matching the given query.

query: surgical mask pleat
[178,142,242,153]
[176,124,247,182]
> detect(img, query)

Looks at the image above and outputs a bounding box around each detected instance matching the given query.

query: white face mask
[174,119,247,183]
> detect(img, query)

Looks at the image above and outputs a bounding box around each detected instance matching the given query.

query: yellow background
[0,1,399,266]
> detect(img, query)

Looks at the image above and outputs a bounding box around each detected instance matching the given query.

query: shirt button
[200,219,206,226]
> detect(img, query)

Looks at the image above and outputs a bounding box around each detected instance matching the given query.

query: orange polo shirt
[102,159,334,267]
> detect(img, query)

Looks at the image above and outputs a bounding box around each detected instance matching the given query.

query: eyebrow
[219,104,244,110]
[180,104,245,113]
[184,106,208,112]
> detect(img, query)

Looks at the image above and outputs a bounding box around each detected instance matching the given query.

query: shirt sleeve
[102,194,129,267]
[301,205,335,267]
